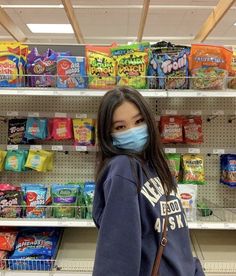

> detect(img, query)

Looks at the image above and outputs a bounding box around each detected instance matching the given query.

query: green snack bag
[76,183,87,219]
[51,184,78,218]
[84,182,95,219]
[166,153,181,182]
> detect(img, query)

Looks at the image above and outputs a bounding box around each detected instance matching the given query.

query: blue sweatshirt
[92,155,204,276]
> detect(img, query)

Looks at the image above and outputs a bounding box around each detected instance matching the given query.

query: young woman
[92,86,204,276]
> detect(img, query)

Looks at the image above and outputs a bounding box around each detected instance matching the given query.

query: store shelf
[0,87,236,97]
[191,230,236,274]
[1,145,97,152]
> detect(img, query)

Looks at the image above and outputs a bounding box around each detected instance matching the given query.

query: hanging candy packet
[183,116,203,144]
[52,118,73,140]
[73,118,96,146]
[0,151,7,171]
[25,150,54,172]
[25,118,48,140]
[8,118,28,145]
[160,116,184,143]
[220,154,236,187]
[166,153,181,182]
[4,150,28,172]
[182,154,205,185]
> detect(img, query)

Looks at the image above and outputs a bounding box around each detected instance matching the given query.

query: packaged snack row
[8,117,96,146]
[0,182,95,219]
[167,153,206,185]
[159,115,203,144]
[0,150,53,172]
[0,227,61,271]
[0,41,235,90]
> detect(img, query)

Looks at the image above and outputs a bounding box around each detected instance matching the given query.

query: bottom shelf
[1,228,236,275]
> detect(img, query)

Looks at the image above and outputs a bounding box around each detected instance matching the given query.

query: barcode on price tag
[76,113,87,119]
[213,149,225,154]
[7,145,18,150]
[55,112,67,118]
[7,111,19,116]
[51,145,63,151]
[188,148,200,154]
[30,145,42,150]
[28,112,39,117]
[76,146,87,151]
[164,148,176,154]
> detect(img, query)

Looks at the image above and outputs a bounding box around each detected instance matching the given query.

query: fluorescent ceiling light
[234,22,236,26]
[27,24,74,34]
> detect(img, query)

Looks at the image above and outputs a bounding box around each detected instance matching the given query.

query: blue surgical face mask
[111,124,148,152]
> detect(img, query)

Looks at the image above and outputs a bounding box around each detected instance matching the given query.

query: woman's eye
[115,125,125,131]
[136,118,144,125]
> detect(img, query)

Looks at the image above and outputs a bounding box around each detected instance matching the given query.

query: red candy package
[183,116,203,144]
[0,250,8,269]
[160,116,184,143]
[52,118,73,140]
[0,230,18,251]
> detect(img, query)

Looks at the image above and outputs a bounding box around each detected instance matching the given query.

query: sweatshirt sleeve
[92,175,142,276]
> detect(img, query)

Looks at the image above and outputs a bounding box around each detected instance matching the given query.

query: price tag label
[76,146,87,152]
[7,145,18,150]
[30,145,42,150]
[28,112,39,117]
[55,112,67,118]
[213,149,225,155]
[190,110,202,116]
[165,110,178,115]
[7,111,19,116]
[76,113,88,119]
[224,223,236,229]
[51,145,63,151]
[188,148,200,154]
[212,110,224,116]
[164,148,176,154]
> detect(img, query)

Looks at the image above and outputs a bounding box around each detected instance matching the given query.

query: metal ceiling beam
[61,0,85,44]
[137,0,150,42]
[194,0,236,42]
[0,7,27,42]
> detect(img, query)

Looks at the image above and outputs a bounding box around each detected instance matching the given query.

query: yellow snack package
[0,150,7,171]
[182,154,205,185]
[116,51,148,89]
[25,150,53,172]
[73,119,96,146]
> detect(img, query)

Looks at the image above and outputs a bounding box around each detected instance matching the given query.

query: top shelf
[0,88,236,97]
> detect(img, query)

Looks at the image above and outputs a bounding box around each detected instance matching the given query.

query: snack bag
[0,230,18,251]
[220,154,236,187]
[0,151,7,171]
[8,118,28,144]
[160,116,184,143]
[27,48,57,87]
[73,118,96,146]
[25,118,48,140]
[86,45,116,89]
[57,56,87,88]
[5,150,28,172]
[0,250,8,269]
[178,184,197,221]
[52,118,73,140]
[166,153,181,182]
[25,150,54,172]
[24,185,47,218]
[76,183,87,219]
[51,184,78,218]
[182,154,205,185]
[0,190,22,218]
[84,182,95,219]
[189,44,232,90]
[183,116,203,144]
[228,47,236,89]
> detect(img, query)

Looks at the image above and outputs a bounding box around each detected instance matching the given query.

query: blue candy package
[220,154,236,187]
[25,118,48,140]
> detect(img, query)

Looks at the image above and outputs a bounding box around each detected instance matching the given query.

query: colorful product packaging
[4,150,28,172]
[73,118,96,146]
[8,118,28,144]
[84,182,95,219]
[25,150,54,172]
[178,184,197,221]
[0,151,7,171]
[166,153,181,182]
[52,118,73,140]
[183,116,203,144]
[0,189,22,218]
[160,116,184,143]
[57,56,87,88]
[220,154,236,187]
[25,118,48,140]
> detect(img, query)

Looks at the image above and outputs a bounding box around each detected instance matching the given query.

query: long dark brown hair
[95,86,176,194]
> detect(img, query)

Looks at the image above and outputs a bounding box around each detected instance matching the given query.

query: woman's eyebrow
[112,120,125,125]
